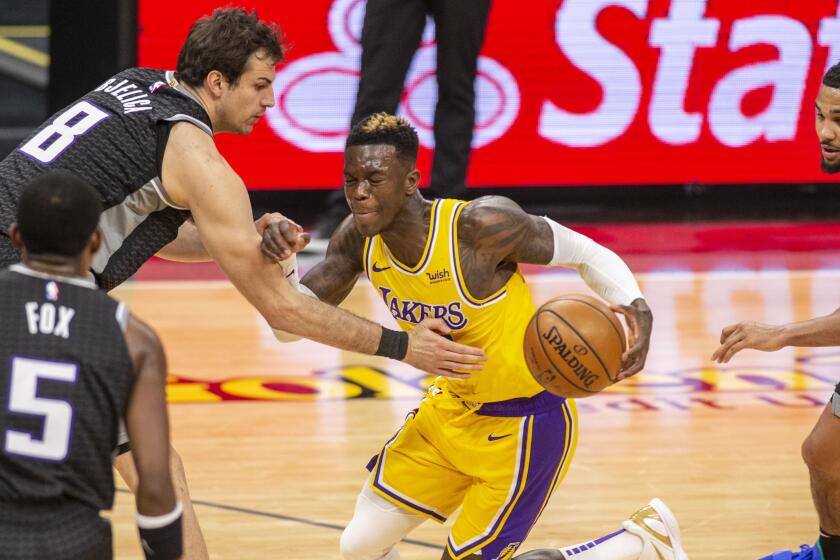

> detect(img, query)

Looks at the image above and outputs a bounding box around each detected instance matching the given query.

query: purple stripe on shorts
[477,390,566,417]
[471,400,575,560]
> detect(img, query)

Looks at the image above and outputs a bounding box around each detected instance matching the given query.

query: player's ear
[8,223,23,250]
[205,70,226,97]
[405,168,421,195]
[88,228,103,255]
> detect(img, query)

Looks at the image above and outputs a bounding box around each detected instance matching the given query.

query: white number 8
[4,356,78,461]
[20,101,109,164]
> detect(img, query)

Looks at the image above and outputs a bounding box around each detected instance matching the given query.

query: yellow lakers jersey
[363,198,545,402]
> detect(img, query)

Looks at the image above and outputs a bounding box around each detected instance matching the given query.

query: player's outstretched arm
[162,123,485,374]
[712,307,840,363]
[124,315,182,560]
[458,196,651,378]
[158,210,308,263]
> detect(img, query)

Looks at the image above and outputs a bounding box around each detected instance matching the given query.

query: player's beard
[821,156,840,174]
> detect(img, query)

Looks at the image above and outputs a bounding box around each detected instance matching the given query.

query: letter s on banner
[538,0,648,147]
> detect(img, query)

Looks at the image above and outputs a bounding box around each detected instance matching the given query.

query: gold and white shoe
[622,498,689,560]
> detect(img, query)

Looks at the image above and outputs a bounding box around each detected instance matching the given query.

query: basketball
[523,293,627,398]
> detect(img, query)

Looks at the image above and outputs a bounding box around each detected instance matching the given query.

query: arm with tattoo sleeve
[458,196,651,378]
[301,217,365,306]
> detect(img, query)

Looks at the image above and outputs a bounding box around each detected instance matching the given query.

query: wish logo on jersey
[378,286,467,329]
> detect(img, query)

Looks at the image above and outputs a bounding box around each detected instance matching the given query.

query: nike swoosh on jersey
[488,433,512,442]
[372,262,391,273]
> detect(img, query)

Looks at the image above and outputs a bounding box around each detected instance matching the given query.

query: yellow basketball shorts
[366,390,578,560]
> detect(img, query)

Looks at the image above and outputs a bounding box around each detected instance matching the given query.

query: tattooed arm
[458,196,651,378]
[456,196,554,294]
[300,217,366,306]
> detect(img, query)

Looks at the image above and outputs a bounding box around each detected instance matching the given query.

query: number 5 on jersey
[19,101,109,164]
[4,357,78,461]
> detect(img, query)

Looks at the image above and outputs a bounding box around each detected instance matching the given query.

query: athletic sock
[558,528,644,560]
[819,528,840,560]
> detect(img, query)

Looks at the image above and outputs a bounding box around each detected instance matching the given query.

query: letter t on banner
[649,0,719,145]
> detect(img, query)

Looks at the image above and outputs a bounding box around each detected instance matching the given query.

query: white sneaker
[621,498,689,560]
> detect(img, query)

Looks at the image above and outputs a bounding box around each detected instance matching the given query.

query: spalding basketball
[523,293,626,398]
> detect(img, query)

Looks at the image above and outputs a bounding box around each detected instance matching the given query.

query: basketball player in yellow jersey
[265,114,688,560]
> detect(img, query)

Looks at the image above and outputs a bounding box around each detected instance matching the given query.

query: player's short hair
[16,171,103,257]
[824,61,840,89]
[176,7,286,87]
[346,113,419,166]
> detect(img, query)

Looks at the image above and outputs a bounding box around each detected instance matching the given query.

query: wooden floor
[105,268,840,559]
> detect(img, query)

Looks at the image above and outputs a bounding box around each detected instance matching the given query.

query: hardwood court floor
[106,269,839,559]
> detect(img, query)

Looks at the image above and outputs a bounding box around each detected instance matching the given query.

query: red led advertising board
[139,0,840,189]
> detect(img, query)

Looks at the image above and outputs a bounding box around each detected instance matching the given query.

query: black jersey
[0,68,213,291]
[0,264,134,512]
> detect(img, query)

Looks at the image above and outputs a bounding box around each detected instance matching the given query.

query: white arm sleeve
[541,216,644,306]
[272,255,319,342]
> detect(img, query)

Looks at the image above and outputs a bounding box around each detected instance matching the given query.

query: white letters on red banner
[139,0,840,188]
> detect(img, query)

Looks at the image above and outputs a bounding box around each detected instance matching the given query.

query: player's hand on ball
[404,318,486,378]
[711,321,785,363]
[611,298,652,380]
[257,213,311,260]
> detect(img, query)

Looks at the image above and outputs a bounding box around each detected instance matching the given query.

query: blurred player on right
[712,62,840,560]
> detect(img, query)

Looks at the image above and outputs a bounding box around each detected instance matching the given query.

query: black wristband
[138,512,183,560]
[375,327,409,360]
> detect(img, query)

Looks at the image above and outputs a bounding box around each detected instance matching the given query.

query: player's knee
[339,525,369,560]
[339,525,395,560]
[801,432,837,474]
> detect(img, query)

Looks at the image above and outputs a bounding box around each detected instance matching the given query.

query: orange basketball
[523,293,626,398]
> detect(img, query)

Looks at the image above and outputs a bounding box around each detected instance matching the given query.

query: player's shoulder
[457,195,528,239]
[124,313,165,358]
[166,120,221,164]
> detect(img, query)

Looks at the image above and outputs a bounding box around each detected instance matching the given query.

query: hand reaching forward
[711,321,785,364]
[404,318,486,378]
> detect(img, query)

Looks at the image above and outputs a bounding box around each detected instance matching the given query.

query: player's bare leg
[802,402,840,558]
[115,446,209,559]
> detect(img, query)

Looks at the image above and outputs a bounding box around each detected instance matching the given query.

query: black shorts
[0,230,21,267]
[0,500,112,560]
